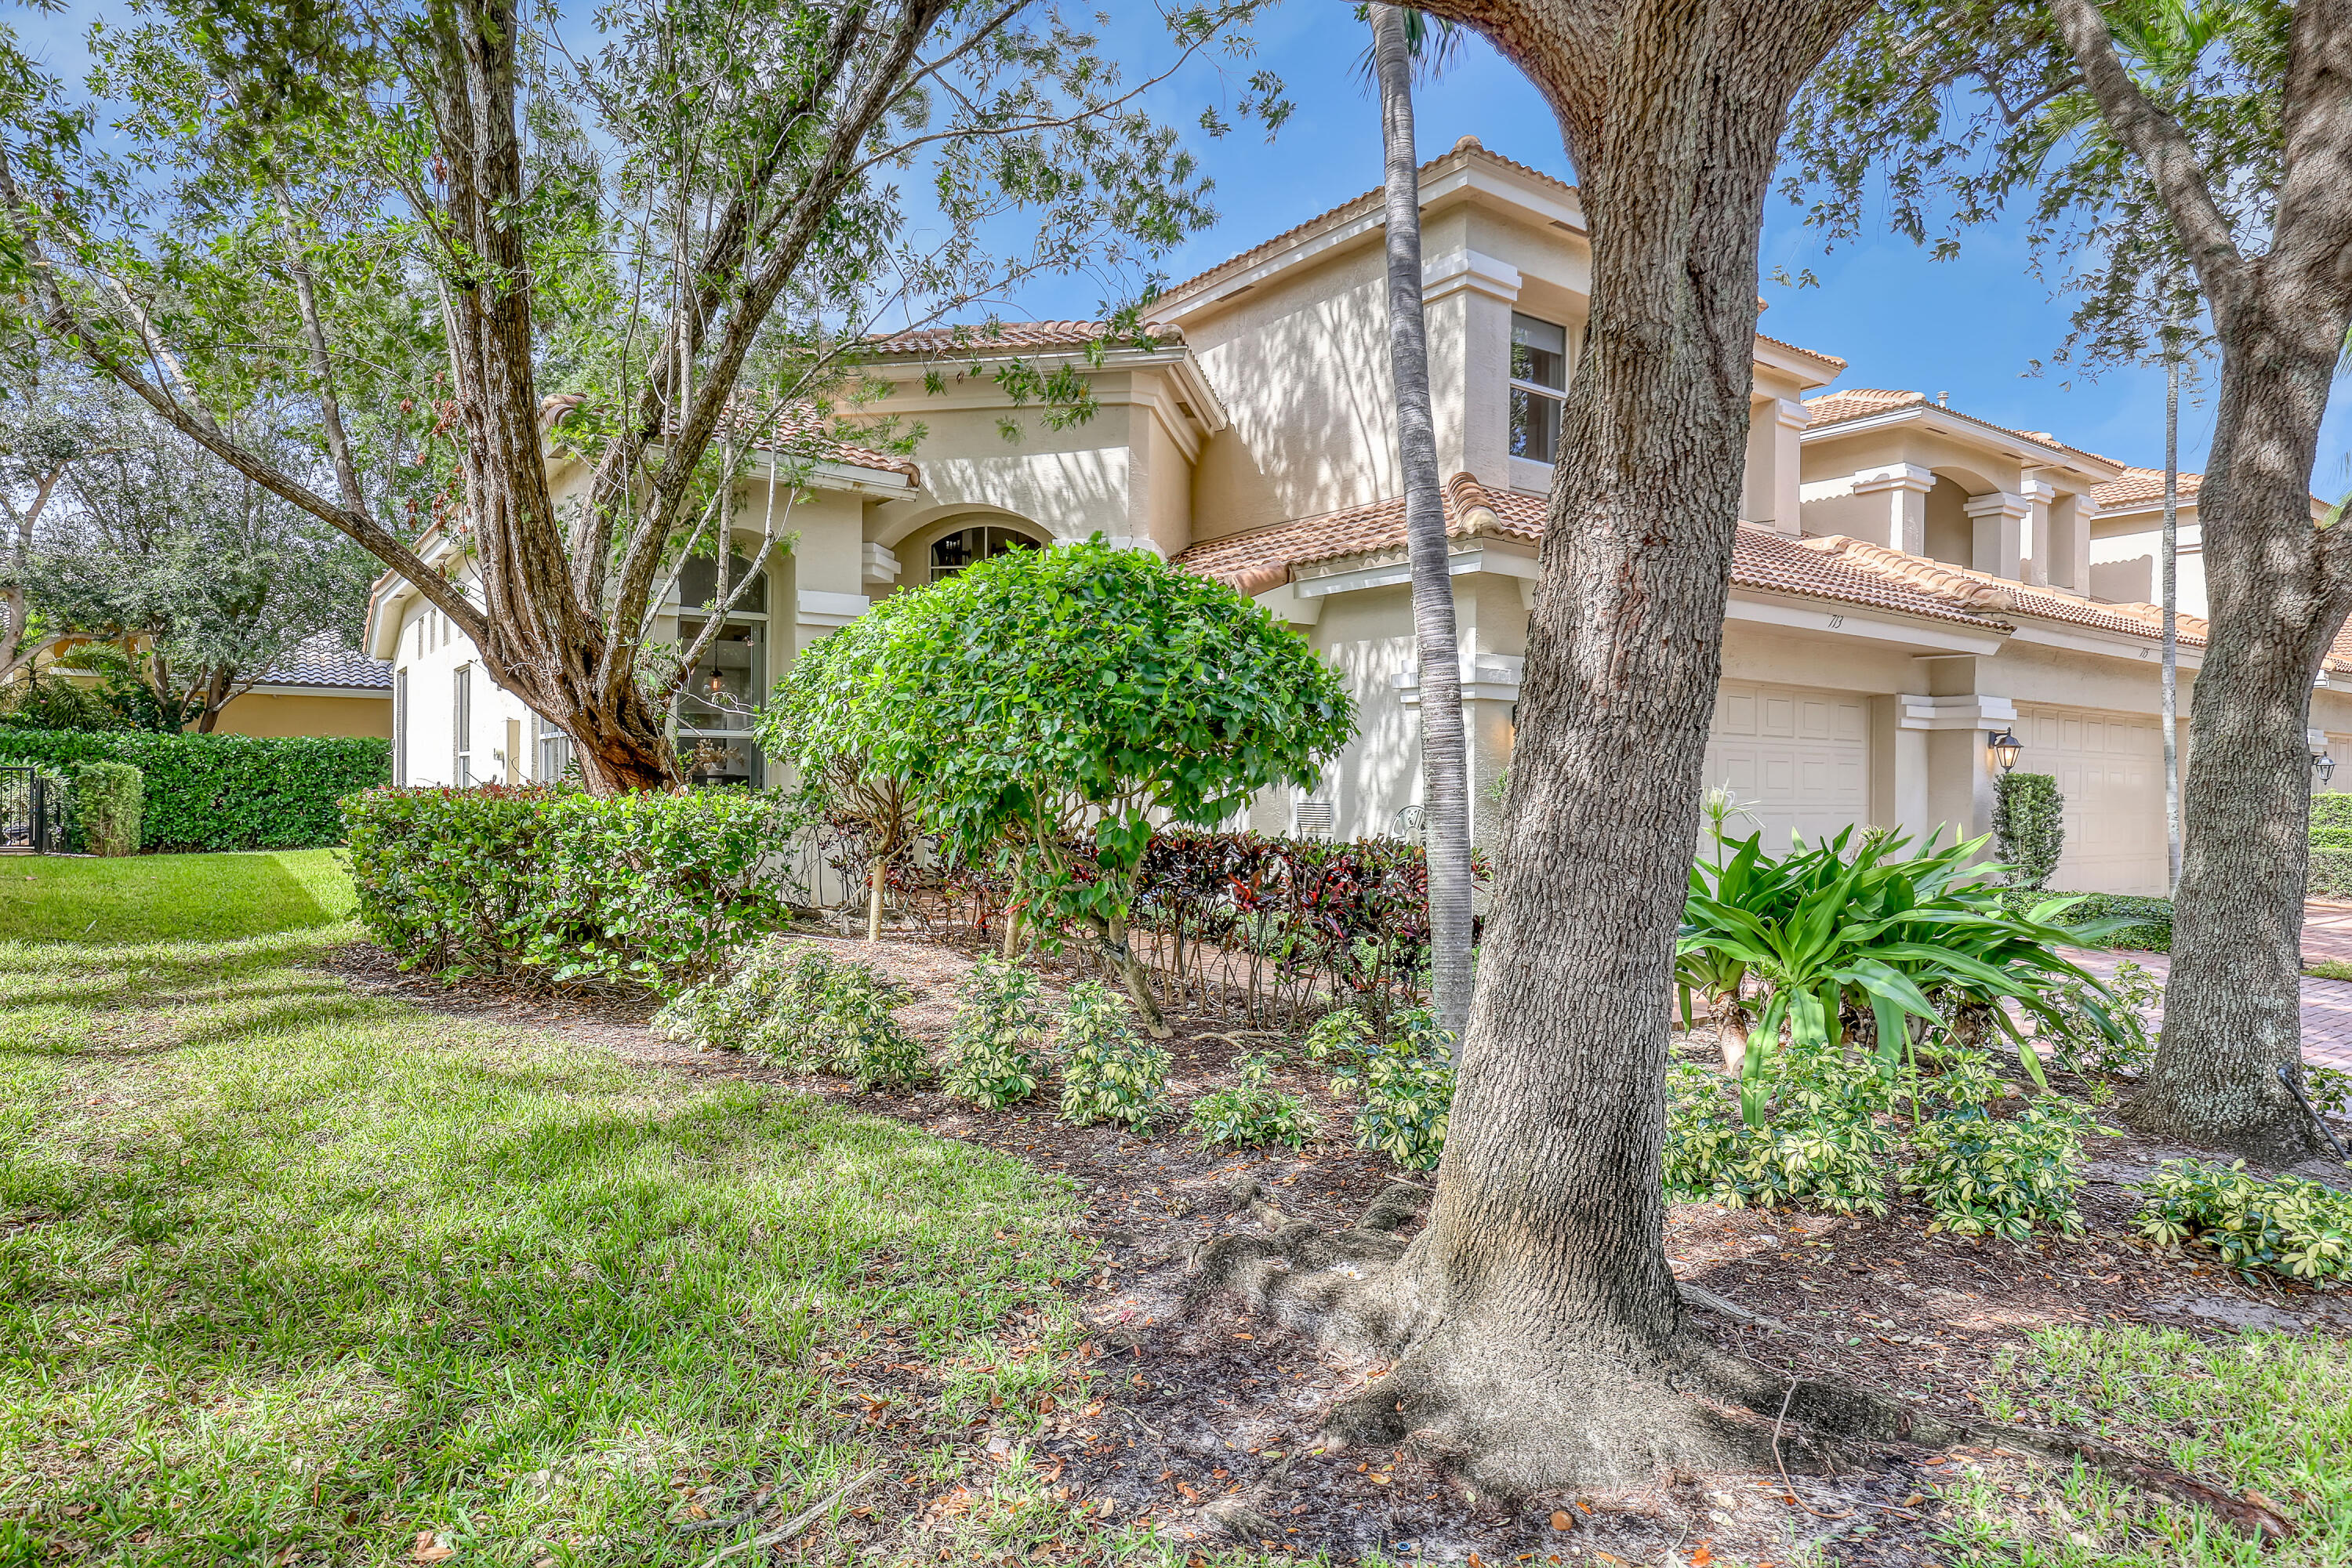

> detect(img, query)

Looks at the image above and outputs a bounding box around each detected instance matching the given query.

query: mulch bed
[321,933,2352,1568]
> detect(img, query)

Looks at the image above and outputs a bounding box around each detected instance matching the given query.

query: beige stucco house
[365,136,2352,897]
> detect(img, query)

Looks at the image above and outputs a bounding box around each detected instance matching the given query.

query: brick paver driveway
[2067,899,2352,1074]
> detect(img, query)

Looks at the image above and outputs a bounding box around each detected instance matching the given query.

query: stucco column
[1743,397,1809,535]
[2047,492,2093,592]
[2019,479,2056,587]
[1868,694,1931,843]
[1901,654,2013,852]
[1849,463,1934,554]
[1424,249,1523,491]
[1964,491,2029,580]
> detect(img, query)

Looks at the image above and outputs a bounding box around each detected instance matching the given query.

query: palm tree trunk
[1371,4,1476,1047]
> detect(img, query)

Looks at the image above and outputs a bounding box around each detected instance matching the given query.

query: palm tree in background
[1363,4,1475,1044]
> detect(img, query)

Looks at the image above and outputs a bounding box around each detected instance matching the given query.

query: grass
[0,855,1272,1567]
[0,850,358,945]
[2303,957,2352,983]
[1944,1324,2352,1566]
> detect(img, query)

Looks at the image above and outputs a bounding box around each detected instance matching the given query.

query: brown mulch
[320,933,2352,1568]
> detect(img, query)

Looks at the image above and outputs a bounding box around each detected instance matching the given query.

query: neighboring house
[211,638,394,739]
[361,136,2352,897]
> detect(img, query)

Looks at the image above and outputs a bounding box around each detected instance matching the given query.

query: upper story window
[931,524,1041,583]
[678,551,768,613]
[1509,313,1567,465]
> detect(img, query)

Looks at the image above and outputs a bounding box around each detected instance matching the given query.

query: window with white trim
[1508,313,1567,465]
[452,664,474,786]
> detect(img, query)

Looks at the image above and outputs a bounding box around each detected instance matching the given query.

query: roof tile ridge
[1802,535,2016,613]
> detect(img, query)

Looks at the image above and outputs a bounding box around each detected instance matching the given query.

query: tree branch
[2042,0,2249,319]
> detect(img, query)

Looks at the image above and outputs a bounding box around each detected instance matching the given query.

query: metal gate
[0,765,67,853]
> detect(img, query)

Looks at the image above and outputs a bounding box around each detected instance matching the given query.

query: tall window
[534,712,574,784]
[452,664,474,786]
[930,524,1040,583]
[394,670,408,786]
[676,561,769,787]
[1509,313,1567,465]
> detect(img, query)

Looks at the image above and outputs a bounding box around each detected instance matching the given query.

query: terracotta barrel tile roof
[1802,388,1928,425]
[866,320,1182,356]
[1755,332,1849,369]
[1175,475,2011,630]
[2092,466,2205,510]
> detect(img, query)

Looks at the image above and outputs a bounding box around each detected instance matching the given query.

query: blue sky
[13,1,2346,488]
[1049,5,2352,490]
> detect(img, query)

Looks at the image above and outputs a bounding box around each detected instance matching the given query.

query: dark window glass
[1510,314,1566,390]
[1509,387,1560,463]
[931,524,1043,583]
[678,552,768,612]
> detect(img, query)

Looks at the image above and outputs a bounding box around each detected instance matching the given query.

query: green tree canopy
[759,538,1355,1031]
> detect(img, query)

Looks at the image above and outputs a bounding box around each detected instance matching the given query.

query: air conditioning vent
[1292,795,1336,838]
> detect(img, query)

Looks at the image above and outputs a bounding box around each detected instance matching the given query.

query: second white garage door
[1704,680,1871,853]
[2015,702,2168,895]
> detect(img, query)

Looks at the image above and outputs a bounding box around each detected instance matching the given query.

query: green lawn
[0,857,1209,1567]
[0,850,358,945]
[4,856,2343,1568]
[1944,1325,2352,1566]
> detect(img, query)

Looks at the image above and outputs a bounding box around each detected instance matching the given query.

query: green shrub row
[0,728,387,851]
[2310,847,2352,901]
[342,786,804,985]
[71,760,142,855]
[1998,887,2172,952]
[2310,792,2352,835]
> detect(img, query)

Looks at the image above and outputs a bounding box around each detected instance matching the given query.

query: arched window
[931,523,1043,583]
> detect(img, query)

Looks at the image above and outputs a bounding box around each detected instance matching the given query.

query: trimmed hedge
[1992,771,2064,890]
[2310,848,2352,901]
[71,760,143,855]
[2001,887,2172,952]
[0,729,387,851]
[343,786,807,985]
[2312,792,2352,835]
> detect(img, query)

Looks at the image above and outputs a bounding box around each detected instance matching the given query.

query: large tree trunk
[1200,0,1884,1494]
[2038,0,2352,1161]
[1372,5,1478,1044]
[2127,316,2349,1160]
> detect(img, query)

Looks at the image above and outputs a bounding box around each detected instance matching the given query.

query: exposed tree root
[1189,1179,2292,1541]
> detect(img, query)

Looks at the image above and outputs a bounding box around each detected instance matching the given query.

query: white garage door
[2016,703,2167,895]
[1704,680,1870,853]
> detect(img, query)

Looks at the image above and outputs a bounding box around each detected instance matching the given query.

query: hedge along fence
[342,786,808,985]
[71,760,142,855]
[0,730,388,851]
[2310,792,2352,899]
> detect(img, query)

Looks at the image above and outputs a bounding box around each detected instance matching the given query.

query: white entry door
[1703,680,1871,854]
[2015,702,2168,895]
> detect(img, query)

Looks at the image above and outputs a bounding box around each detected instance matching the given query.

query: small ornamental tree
[1994,771,2064,891]
[758,538,1355,1033]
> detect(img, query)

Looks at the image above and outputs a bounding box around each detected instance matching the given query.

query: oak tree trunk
[1200,0,1883,1494]
[1372,5,1479,1044]
[2037,0,2352,1160]
[2128,317,2348,1160]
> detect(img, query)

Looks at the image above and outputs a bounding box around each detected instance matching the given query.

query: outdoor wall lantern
[1987,727,2024,773]
[2314,748,2336,788]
